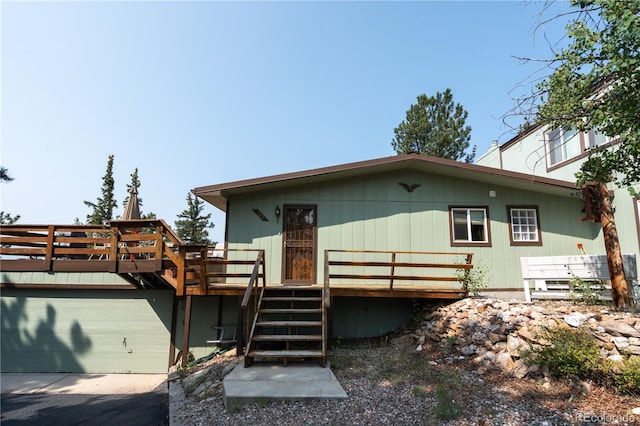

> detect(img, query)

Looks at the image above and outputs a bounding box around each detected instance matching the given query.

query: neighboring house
[476,126,640,265]
[193,153,597,298]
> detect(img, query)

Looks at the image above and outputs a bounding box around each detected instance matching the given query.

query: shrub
[433,382,461,420]
[569,275,606,306]
[456,260,489,296]
[523,326,600,378]
[614,356,640,395]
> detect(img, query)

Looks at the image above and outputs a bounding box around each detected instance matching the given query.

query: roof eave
[193,154,577,212]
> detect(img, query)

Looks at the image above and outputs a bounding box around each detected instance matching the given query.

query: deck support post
[168,293,178,369]
[181,295,193,369]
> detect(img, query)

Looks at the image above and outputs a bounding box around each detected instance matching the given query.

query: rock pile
[412,298,640,379]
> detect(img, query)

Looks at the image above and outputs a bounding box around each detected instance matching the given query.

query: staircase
[245,286,327,367]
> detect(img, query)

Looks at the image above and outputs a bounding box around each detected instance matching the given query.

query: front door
[282,205,317,284]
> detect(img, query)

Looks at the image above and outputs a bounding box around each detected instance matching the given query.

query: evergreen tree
[1,167,13,182]
[174,193,214,244]
[0,167,20,224]
[392,89,475,162]
[124,168,143,209]
[84,155,117,225]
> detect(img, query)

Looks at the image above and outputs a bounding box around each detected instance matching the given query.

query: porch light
[275,206,281,221]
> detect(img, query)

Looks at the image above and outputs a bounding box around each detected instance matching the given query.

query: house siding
[1,288,173,373]
[226,168,594,291]
[480,126,640,264]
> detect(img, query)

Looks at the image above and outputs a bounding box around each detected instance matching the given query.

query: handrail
[0,222,168,266]
[325,249,474,292]
[237,250,266,356]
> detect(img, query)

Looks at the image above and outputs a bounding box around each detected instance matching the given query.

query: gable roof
[193,153,578,212]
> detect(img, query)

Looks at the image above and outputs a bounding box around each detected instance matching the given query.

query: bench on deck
[521,254,638,303]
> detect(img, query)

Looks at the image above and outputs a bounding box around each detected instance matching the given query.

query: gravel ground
[175,335,639,426]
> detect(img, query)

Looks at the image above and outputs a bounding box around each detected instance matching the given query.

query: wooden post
[108,226,118,272]
[176,246,186,297]
[236,303,244,356]
[45,225,55,271]
[168,294,178,369]
[591,182,630,309]
[199,248,208,295]
[181,295,193,369]
[389,252,396,290]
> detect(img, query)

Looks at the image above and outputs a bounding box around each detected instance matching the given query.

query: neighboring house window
[450,207,491,246]
[508,206,542,246]
[635,197,640,248]
[546,127,580,166]
[585,129,614,149]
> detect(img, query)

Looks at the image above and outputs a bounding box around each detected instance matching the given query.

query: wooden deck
[0,222,471,300]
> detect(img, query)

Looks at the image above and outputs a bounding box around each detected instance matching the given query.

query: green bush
[569,275,606,306]
[523,326,600,378]
[614,356,640,394]
[434,382,461,420]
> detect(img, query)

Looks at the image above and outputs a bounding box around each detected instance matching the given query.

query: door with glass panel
[282,205,317,284]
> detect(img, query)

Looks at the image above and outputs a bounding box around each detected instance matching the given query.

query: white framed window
[546,127,580,166]
[450,207,490,246]
[585,129,614,149]
[508,206,541,246]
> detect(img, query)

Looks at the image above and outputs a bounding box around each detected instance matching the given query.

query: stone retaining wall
[412,298,640,379]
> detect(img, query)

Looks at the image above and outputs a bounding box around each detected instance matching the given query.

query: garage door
[1,289,173,373]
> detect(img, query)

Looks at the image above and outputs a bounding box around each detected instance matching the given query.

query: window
[450,207,490,246]
[508,206,542,246]
[546,127,580,165]
[585,129,614,149]
[635,197,640,248]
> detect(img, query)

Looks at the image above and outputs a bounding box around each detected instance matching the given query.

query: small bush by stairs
[245,286,327,367]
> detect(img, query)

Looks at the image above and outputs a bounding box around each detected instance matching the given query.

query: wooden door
[282,205,317,284]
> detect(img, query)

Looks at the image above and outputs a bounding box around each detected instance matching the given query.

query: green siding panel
[331,297,413,338]
[173,295,241,361]
[226,168,599,291]
[1,271,131,285]
[1,289,173,373]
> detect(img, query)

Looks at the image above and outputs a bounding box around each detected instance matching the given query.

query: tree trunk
[593,182,630,309]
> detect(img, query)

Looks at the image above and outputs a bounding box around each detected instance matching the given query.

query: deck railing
[324,249,474,291]
[0,221,173,273]
[237,250,266,356]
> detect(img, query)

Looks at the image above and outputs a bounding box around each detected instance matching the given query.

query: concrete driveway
[0,373,169,425]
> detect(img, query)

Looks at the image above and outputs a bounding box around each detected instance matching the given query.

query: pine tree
[0,166,20,224]
[124,168,142,208]
[84,155,117,225]
[392,89,475,162]
[174,193,214,244]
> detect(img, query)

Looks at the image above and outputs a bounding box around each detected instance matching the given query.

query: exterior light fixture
[275,206,281,221]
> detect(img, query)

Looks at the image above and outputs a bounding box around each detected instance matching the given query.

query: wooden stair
[245,287,327,367]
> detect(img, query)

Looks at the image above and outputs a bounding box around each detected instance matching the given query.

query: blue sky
[1,1,572,243]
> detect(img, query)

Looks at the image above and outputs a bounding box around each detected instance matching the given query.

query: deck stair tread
[256,320,322,327]
[259,308,323,314]
[262,297,322,302]
[248,350,323,358]
[245,286,327,367]
[252,334,322,341]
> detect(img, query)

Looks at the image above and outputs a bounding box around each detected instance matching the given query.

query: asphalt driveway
[0,374,169,426]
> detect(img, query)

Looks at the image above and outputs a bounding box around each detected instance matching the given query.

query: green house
[194,153,596,297]
[3,152,626,373]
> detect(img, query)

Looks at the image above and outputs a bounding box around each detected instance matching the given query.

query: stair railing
[237,250,266,356]
[323,250,332,366]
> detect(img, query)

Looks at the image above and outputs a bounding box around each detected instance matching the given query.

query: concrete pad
[222,362,347,408]
[1,373,167,395]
